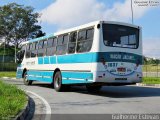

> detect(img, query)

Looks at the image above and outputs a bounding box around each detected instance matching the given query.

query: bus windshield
[103,24,139,49]
[16,45,25,63]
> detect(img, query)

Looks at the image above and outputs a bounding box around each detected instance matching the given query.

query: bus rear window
[103,24,139,49]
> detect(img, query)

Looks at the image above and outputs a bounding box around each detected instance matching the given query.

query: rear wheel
[23,71,32,85]
[54,71,64,92]
[86,85,102,92]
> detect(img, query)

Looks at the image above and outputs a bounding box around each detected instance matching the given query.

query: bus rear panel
[94,22,142,85]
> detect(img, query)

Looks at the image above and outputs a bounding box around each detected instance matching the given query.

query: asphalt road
[2,78,160,119]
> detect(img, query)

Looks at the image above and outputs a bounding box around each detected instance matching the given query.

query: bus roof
[22,20,140,45]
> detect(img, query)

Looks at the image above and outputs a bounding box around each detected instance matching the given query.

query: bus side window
[57,36,63,45]
[38,40,46,57]
[76,28,94,53]
[43,39,48,48]
[35,42,39,50]
[47,38,53,47]
[53,38,57,47]
[26,43,31,58]
[68,32,77,54]
[46,37,57,56]
[78,29,86,41]
[21,45,26,51]
[86,28,94,40]
[38,41,43,49]
[26,44,30,50]
[56,34,68,55]
[31,42,37,58]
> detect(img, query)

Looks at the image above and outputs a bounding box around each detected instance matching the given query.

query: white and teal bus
[16,21,142,92]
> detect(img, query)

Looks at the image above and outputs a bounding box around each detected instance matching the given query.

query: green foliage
[0,3,45,47]
[143,56,160,65]
[0,81,27,119]
[0,46,17,56]
[143,77,160,84]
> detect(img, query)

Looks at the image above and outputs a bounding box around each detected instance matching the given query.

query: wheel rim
[55,75,60,88]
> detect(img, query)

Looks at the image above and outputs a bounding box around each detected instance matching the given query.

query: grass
[0,72,16,78]
[142,77,160,84]
[0,80,27,119]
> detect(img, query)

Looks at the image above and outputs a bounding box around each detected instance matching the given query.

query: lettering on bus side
[108,63,118,67]
[110,53,136,61]
[110,54,121,59]
[26,61,35,65]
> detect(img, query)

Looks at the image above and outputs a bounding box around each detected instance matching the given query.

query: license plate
[115,78,127,80]
[117,67,126,72]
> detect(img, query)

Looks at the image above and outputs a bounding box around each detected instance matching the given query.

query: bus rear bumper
[93,71,142,85]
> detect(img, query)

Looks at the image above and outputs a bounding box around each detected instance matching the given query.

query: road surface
[2,78,160,119]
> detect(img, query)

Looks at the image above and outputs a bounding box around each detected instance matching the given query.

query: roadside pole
[2,39,5,71]
[15,42,16,63]
[131,0,134,24]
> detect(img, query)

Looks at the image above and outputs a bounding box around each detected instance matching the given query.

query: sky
[0,0,160,58]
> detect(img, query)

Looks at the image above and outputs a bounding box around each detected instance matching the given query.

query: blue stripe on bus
[97,52,142,64]
[26,70,93,84]
[38,57,43,64]
[62,79,93,84]
[44,57,49,64]
[27,76,53,82]
[50,56,56,64]
[27,70,54,83]
[28,71,53,76]
[38,52,142,65]
[57,53,94,64]
[62,72,93,79]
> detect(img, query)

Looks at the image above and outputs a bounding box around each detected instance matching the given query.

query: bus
[16,21,142,92]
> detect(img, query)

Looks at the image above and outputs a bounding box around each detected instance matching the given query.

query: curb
[1,77,16,79]
[136,83,160,87]
[13,95,31,120]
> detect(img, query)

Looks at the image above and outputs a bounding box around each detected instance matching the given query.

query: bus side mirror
[17,50,25,64]
[16,51,21,63]
[97,24,100,29]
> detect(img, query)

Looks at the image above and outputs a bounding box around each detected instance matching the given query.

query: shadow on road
[31,82,160,98]
[3,78,160,98]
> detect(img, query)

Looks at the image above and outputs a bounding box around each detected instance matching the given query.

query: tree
[0,3,45,48]
[0,3,45,63]
[31,30,46,39]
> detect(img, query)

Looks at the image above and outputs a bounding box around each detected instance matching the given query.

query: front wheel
[86,85,102,92]
[23,71,32,85]
[54,71,64,92]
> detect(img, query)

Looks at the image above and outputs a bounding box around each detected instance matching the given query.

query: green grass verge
[0,80,27,119]
[142,77,160,84]
[0,72,16,78]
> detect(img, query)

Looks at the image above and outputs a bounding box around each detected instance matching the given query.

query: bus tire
[23,71,32,85]
[54,71,64,92]
[86,85,102,92]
